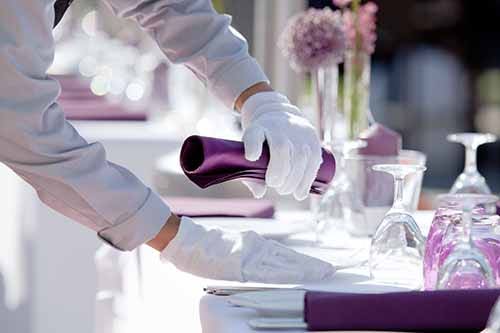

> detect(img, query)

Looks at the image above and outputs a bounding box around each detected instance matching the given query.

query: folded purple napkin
[358,123,402,156]
[54,74,147,121]
[179,136,336,195]
[59,100,147,121]
[304,289,500,332]
[162,196,275,218]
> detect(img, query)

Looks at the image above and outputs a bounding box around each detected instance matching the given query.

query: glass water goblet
[448,133,497,194]
[369,164,427,283]
[316,140,366,248]
[437,194,497,290]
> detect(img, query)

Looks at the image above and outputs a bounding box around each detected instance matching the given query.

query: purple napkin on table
[358,123,402,156]
[59,100,147,121]
[54,74,147,121]
[304,289,500,332]
[179,136,336,195]
[162,196,275,218]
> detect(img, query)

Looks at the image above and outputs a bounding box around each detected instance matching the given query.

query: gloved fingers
[277,145,308,195]
[260,245,336,283]
[293,145,323,201]
[265,133,292,188]
[242,180,267,199]
[243,126,266,161]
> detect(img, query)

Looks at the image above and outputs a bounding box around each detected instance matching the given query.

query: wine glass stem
[462,209,473,245]
[392,176,405,212]
[464,146,478,174]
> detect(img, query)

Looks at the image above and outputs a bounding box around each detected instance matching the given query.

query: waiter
[0,0,334,283]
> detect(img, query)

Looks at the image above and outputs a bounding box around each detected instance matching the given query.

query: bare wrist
[235,82,273,111]
[147,214,181,252]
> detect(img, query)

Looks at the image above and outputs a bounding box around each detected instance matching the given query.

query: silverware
[204,285,293,296]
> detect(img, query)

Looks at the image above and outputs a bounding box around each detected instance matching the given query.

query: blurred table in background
[0,120,179,333]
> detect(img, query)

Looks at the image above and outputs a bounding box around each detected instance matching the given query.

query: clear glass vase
[312,65,341,146]
[344,50,371,140]
[310,65,341,214]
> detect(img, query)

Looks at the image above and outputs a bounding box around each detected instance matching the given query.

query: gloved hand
[160,217,335,283]
[241,92,322,201]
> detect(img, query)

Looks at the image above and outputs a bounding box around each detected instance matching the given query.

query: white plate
[248,317,307,330]
[193,217,312,240]
[228,290,306,317]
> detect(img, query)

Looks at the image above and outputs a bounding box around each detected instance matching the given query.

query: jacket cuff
[209,56,269,110]
[97,189,171,251]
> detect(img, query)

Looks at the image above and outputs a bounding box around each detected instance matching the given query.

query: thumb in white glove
[241,92,323,201]
[160,217,335,283]
[242,181,267,199]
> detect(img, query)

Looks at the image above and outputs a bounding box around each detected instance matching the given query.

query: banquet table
[118,210,435,333]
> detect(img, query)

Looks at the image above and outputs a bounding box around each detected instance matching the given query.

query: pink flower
[279,8,346,72]
[344,1,378,54]
[332,0,352,7]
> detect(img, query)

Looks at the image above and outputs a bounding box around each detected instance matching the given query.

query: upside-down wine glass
[369,164,427,283]
[448,133,496,194]
[436,194,497,290]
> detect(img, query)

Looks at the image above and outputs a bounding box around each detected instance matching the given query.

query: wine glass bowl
[436,194,498,290]
[369,164,427,283]
[447,133,497,194]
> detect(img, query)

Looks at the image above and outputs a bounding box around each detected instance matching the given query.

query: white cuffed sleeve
[0,0,171,251]
[102,0,269,109]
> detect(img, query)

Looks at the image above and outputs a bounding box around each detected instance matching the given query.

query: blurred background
[49,0,500,192]
[2,1,500,333]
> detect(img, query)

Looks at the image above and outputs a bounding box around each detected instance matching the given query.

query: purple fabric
[358,123,402,156]
[53,75,147,121]
[163,196,275,218]
[59,100,147,121]
[304,289,500,332]
[179,136,336,195]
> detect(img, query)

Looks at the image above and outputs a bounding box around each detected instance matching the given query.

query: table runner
[162,196,275,218]
[304,289,500,332]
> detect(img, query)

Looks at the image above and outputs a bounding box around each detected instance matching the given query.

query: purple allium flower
[332,0,352,8]
[279,8,346,72]
[344,2,378,54]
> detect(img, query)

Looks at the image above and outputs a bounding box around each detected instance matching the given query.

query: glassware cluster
[424,194,500,290]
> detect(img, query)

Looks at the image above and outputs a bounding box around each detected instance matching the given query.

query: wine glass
[437,194,498,290]
[316,140,366,248]
[369,164,427,283]
[485,297,500,333]
[448,133,496,194]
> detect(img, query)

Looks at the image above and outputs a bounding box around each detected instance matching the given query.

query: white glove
[241,92,322,201]
[160,217,335,283]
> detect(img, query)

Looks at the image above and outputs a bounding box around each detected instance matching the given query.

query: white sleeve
[102,0,269,109]
[0,0,171,251]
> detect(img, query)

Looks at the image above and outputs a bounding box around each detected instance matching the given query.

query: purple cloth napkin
[358,123,402,156]
[162,196,275,218]
[59,100,147,121]
[179,136,336,195]
[304,289,500,332]
[54,75,147,121]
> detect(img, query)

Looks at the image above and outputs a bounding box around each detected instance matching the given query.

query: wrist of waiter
[146,82,273,252]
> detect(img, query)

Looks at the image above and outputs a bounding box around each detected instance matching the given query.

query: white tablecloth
[122,210,435,333]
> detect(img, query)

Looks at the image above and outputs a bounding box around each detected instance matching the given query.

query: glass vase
[310,65,341,214]
[344,50,371,140]
[312,65,341,146]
